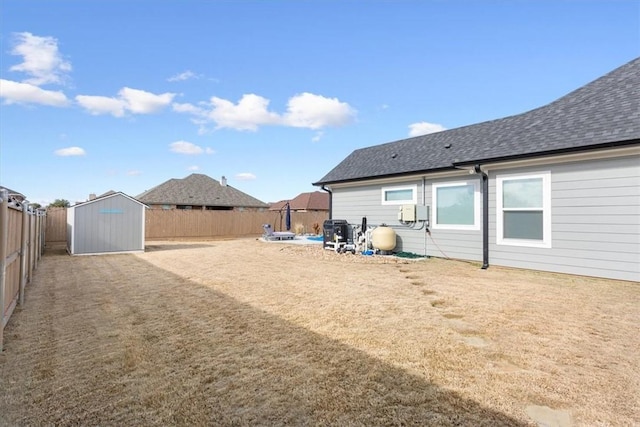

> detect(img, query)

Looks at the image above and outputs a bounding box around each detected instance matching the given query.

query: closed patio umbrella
[285,202,291,231]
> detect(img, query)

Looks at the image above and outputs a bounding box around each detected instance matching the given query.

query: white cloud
[0,79,69,106]
[235,172,256,181]
[283,92,355,129]
[76,95,127,117]
[172,102,205,115]
[190,92,356,132]
[173,102,213,134]
[9,32,72,86]
[187,165,200,171]
[169,140,214,155]
[127,170,142,176]
[167,70,198,82]
[54,146,86,156]
[208,94,281,131]
[119,87,175,114]
[311,131,324,142]
[76,87,175,116]
[408,121,447,137]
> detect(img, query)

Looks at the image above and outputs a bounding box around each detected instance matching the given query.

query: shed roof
[314,57,640,185]
[137,173,269,208]
[72,191,147,209]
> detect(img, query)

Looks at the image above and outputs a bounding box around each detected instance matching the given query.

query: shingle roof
[270,191,330,211]
[314,57,640,185]
[137,174,268,208]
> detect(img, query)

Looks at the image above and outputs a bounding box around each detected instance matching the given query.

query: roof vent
[221,176,227,186]
[391,153,398,159]
[444,143,452,149]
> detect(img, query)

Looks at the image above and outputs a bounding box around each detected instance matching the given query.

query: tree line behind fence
[45,208,329,246]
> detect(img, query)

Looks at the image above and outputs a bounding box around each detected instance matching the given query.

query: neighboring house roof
[137,173,269,208]
[270,191,330,211]
[314,57,640,185]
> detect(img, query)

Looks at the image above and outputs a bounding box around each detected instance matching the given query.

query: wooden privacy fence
[0,189,46,351]
[45,206,67,248]
[43,208,329,242]
[145,209,329,240]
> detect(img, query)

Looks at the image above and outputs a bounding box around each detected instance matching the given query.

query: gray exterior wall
[331,175,483,261]
[332,179,427,255]
[329,152,639,281]
[68,194,145,255]
[488,154,640,282]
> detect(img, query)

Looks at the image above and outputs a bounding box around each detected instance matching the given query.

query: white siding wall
[489,155,640,281]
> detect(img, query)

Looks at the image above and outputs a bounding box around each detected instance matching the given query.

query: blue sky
[1,1,638,206]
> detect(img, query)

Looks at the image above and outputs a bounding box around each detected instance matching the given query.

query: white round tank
[371,224,396,251]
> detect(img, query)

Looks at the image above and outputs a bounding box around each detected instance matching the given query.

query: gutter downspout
[321,185,333,219]
[422,177,427,257]
[473,165,490,269]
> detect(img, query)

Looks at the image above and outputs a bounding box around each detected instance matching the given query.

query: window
[432,181,479,230]
[381,185,417,205]
[497,171,551,248]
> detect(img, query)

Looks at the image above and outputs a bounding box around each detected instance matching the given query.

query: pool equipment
[371,224,396,254]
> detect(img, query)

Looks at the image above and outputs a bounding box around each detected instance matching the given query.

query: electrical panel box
[399,204,416,222]
[416,205,430,222]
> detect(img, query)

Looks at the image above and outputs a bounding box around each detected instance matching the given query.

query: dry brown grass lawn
[0,238,638,426]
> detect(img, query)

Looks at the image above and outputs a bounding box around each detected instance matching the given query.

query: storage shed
[67,192,146,255]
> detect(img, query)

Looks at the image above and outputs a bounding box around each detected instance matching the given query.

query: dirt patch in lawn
[1,238,638,426]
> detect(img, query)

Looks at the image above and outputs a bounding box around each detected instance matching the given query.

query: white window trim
[381,184,417,205]
[432,180,480,230]
[496,171,552,248]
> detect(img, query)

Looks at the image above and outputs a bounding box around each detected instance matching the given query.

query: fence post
[27,212,33,284]
[19,200,29,307]
[0,189,9,352]
[39,209,46,255]
[34,209,40,269]
[38,210,44,259]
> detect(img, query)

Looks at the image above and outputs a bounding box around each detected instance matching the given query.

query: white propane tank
[371,224,396,251]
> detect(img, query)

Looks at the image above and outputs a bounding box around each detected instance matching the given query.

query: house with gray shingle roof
[314,57,640,281]
[137,173,269,211]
